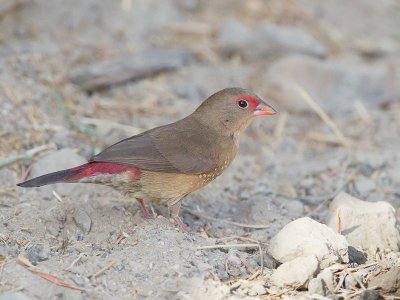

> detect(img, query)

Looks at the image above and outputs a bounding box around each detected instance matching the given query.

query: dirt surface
[1,0,400,299]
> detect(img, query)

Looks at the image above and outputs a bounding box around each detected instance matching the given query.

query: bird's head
[193,87,276,136]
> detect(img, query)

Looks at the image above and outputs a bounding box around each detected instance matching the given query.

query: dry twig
[89,261,116,279]
[197,244,259,250]
[294,83,351,148]
[0,144,55,168]
[18,255,84,291]
[337,207,343,234]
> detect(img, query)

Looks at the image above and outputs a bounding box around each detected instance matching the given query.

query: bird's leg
[169,201,188,233]
[136,198,152,219]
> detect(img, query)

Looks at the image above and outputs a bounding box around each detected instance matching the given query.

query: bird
[17,88,276,231]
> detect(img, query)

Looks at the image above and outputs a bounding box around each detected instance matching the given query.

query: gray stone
[327,192,400,252]
[69,48,196,91]
[348,246,368,265]
[270,255,319,288]
[268,217,349,268]
[30,148,87,196]
[261,55,399,115]
[25,244,50,265]
[317,269,335,294]
[249,283,267,296]
[344,273,358,290]
[218,20,326,60]
[359,289,382,300]
[73,209,92,233]
[368,267,400,295]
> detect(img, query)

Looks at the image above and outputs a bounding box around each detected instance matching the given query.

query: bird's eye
[237,100,249,109]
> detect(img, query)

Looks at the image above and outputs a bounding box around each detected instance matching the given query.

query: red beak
[253,99,277,116]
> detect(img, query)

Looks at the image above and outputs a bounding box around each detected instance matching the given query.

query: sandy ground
[0,0,400,299]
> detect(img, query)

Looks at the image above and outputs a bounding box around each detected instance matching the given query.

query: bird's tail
[17,163,91,187]
[17,162,141,188]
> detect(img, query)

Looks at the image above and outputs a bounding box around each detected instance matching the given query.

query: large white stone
[327,192,400,252]
[270,255,319,288]
[268,217,348,268]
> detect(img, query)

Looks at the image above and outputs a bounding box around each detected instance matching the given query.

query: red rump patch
[235,94,259,110]
[67,162,141,181]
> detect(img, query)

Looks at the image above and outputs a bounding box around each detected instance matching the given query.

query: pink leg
[169,201,188,233]
[136,198,152,219]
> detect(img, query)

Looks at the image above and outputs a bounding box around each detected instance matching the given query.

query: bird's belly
[75,172,142,198]
[137,170,221,204]
[77,169,225,206]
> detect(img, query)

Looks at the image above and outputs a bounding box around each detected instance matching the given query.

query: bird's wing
[90,122,217,174]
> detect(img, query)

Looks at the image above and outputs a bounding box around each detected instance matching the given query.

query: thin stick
[354,100,372,122]
[185,209,269,229]
[89,261,115,279]
[197,244,259,250]
[65,253,85,271]
[0,144,55,168]
[78,117,141,135]
[337,207,342,234]
[52,191,64,202]
[307,132,347,146]
[293,83,351,148]
[247,269,261,281]
[274,111,288,140]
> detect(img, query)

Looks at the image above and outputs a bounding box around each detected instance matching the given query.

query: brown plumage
[18,88,276,231]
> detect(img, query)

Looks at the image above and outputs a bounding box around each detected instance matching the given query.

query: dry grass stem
[52,190,64,202]
[197,243,259,250]
[294,83,351,148]
[337,207,342,234]
[18,255,84,291]
[89,261,116,279]
[17,255,36,269]
[78,117,142,136]
[65,253,85,271]
[0,144,55,168]
[354,100,372,122]
[30,269,85,291]
[307,131,348,146]
[274,111,288,140]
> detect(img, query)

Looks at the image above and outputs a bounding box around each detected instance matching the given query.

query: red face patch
[234,94,259,110]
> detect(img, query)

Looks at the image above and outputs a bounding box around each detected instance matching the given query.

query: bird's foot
[170,215,189,233]
[169,201,189,233]
[136,198,153,219]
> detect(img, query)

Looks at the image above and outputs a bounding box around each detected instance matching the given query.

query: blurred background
[0,0,400,298]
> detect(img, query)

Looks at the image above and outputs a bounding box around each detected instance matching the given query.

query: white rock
[268,217,349,268]
[270,255,319,288]
[30,148,87,195]
[327,192,400,252]
[317,269,335,293]
[308,278,325,296]
[249,283,267,295]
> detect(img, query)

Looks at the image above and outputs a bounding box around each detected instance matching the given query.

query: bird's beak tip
[253,100,277,116]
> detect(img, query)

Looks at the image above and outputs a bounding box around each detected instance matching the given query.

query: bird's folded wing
[90,126,215,174]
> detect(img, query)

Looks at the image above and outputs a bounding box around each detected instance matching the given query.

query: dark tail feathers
[17,167,83,188]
